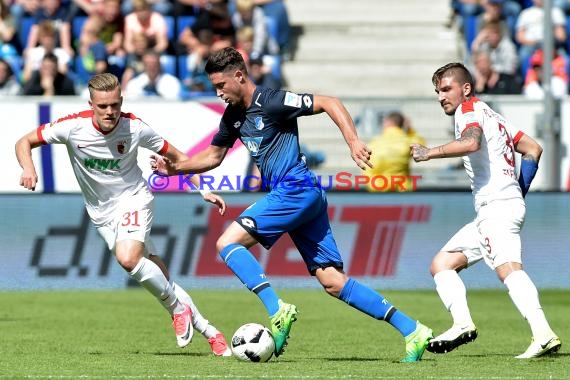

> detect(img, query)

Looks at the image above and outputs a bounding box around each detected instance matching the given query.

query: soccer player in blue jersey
[151,47,433,361]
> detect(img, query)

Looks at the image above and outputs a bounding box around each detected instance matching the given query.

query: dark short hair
[432,62,475,96]
[205,47,247,75]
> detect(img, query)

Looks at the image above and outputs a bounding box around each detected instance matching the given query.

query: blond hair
[88,73,120,97]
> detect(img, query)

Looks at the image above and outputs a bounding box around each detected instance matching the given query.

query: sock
[434,270,474,327]
[172,282,218,338]
[129,257,184,315]
[220,244,280,316]
[339,278,417,337]
[504,270,554,339]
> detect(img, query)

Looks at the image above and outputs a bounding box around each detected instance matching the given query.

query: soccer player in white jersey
[15,73,232,357]
[410,62,561,359]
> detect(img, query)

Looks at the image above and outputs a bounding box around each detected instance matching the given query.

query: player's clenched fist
[410,143,430,162]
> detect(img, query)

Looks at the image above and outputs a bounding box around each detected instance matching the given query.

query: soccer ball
[230,323,275,362]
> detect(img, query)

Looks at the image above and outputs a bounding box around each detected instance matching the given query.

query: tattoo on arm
[457,127,482,146]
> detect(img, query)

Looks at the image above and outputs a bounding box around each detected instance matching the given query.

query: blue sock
[219,244,280,316]
[339,278,417,337]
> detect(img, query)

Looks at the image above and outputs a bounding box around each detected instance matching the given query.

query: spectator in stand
[181,29,215,94]
[178,0,234,55]
[124,50,181,99]
[523,48,568,99]
[21,52,75,95]
[121,32,149,90]
[25,0,73,59]
[471,20,519,75]
[231,0,278,57]
[515,0,567,68]
[250,0,290,58]
[10,0,41,48]
[235,24,254,61]
[124,0,169,55]
[476,0,519,39]
[248,52,281,89]
[472,48,522,94]
[22,20,71,82]
[362,111,425,192]
[77,14,108,76]
[67,0,104,19]
[0,57,21,95]
[172,0,202,17]
[99,0,125,57]
[0,0,17,54]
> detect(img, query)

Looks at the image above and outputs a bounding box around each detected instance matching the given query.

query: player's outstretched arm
[15,129,43,191]
[152,144,229,176]
[312,95,372,170]
[411,127,482,162]
[154,144,228,215]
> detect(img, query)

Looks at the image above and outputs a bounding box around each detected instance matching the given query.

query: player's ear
[463,82,472,97]
[235,69,245,83]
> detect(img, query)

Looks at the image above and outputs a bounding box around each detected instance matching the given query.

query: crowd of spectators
[0,0,290,98]
[453,0,570,98]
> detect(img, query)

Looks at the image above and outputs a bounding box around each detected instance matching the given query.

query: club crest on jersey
[117,140,128,154]
[284,91,302,108]
[254,116,265,130]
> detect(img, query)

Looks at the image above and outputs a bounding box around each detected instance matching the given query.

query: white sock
[434,270,474,327]
[504,270,554,339]
[172,282,219,339]
[129,257,184,315]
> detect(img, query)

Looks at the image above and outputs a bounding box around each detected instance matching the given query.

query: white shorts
[96,189,157,256]
[440,198,525,269]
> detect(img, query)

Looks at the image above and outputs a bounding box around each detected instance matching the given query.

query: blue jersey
[211,87,314,189]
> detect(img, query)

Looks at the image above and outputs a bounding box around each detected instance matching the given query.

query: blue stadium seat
[176,16,196,38]
[19,17,35,50]
[160,54,176,76]
[164,16,175,41]
[178,55,188,80]
[73,16,88,41]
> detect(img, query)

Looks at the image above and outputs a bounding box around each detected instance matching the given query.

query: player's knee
[115,254,140,272]
[316,268,346,297]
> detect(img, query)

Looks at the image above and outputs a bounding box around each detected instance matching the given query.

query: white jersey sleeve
[454,98,523,209]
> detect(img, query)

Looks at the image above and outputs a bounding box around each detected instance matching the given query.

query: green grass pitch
[0,289,568,379]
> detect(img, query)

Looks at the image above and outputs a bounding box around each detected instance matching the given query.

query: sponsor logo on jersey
[233,121,242,129]
[84,158,121,170]
[283,92,302,108]
[254,117,265,131]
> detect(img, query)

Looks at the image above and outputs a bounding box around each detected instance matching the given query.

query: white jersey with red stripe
[38,110,169,226]
[454,97,524,209]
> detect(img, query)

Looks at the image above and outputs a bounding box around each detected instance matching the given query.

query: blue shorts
[237,181,343,275]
